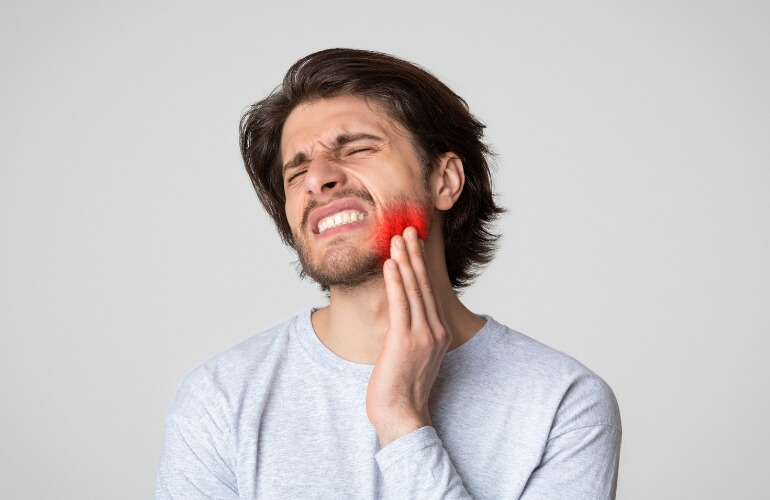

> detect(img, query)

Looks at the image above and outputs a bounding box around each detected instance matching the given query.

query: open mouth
[317,210,367,234]
[309,198,371,235]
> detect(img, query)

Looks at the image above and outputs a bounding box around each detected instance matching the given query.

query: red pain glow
[374,203,430,263]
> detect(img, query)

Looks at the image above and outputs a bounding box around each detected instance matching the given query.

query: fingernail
[386,260,397,269]
[395,237,405,250]
[407,228,417,240]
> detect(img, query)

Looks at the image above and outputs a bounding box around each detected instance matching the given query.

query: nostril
[323,181,337,189]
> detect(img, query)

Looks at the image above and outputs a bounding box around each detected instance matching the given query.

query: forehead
[280,95,402,158]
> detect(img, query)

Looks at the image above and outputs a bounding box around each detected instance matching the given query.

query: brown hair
[239,48,505,289]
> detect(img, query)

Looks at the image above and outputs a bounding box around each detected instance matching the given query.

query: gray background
[1,1,768,498]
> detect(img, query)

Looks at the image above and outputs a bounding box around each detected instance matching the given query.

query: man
[156,48,621,499]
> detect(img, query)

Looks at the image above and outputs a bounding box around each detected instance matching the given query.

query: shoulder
[481,317,621,434]
[168,312,306,421]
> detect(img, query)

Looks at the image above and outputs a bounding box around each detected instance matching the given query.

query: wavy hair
[240,48,505,288]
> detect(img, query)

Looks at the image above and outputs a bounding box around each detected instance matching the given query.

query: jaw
[290,193,433,288]
[294,227,381,290]
[373,200,431,263]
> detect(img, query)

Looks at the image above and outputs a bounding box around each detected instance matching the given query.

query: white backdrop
[1,1,768,498]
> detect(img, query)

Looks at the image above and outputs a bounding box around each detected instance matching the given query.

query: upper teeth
[318,210,366,234]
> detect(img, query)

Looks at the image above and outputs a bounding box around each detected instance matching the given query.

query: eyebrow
[282,133,384,175]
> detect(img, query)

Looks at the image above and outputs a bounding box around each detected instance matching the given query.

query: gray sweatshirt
[156,311,621,499]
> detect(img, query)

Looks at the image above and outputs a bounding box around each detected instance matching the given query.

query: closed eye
[345,147,374,156]
[286,168,307,184]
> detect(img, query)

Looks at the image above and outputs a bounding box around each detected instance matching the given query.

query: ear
[429,153,465,210]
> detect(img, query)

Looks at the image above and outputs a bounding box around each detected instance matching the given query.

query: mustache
[300,188,376,230]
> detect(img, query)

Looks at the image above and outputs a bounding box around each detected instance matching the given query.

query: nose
[303,155,346,197]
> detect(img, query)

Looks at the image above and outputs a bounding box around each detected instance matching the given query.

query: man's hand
[366,226,451,447]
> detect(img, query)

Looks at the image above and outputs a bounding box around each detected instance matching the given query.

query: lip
[309,199,370,234]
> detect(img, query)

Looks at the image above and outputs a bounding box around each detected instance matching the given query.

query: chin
[296,239,382,289]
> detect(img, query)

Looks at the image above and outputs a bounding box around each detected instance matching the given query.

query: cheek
[285,199,303,231]
[375,203,430,262]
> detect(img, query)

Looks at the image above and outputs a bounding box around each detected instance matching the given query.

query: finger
[390,234,428,329]
[383,259,411,331]
[402,227,445,338]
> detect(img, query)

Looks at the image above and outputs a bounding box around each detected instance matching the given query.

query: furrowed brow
[282,133,384,175]
[333,133,383,147]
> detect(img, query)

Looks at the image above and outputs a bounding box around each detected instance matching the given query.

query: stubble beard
[292,189,431,291]
[295,235,382,290]
[292,188,381,291]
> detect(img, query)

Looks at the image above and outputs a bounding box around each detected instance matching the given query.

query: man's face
[280,95,432,289]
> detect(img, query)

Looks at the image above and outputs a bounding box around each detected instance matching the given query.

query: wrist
[374,413,431,448]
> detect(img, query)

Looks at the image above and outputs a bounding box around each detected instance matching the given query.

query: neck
[310,233,486,364]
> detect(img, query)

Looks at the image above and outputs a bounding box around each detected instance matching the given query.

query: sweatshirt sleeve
[155,414,239,499]
[375,426,473,499]
[519,424,621,499]
[520,371,623,500]
[155,371,239,500]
